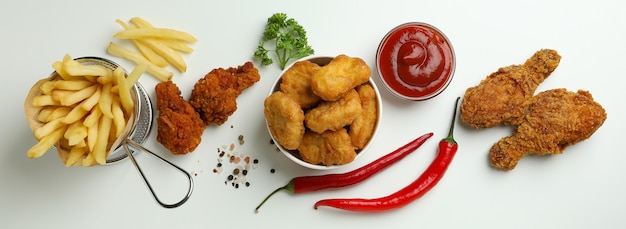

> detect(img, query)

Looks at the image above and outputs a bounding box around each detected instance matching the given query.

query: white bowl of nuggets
[264,55,382,170]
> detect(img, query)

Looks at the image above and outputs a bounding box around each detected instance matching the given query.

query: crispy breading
[280,60,322,109]
[461,49,561,128]
[349,84,378,149]
[305,89,362,133]
[264,91,305,150]
[189,62,260,126]
[155,80,205,155]
[490,89,607,170]
[311,54,371,101]
[298,128,357,166]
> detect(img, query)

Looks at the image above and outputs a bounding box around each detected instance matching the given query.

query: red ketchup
[377,22,455,100]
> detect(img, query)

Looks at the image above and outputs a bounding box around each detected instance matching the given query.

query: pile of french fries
[108,17,197,81]
[27,54,147,166]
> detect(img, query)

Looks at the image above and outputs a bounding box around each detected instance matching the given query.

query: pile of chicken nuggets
[264,55,379,166]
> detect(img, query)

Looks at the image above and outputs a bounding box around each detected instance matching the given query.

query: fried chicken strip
[189,62,260,126]
[155,81,205,155]
[461,49,561,128]
[490,89,607,170]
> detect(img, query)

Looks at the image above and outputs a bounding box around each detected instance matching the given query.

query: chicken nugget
[349,84,378,149]
[298,128,357,166]
[280,60,322,109]
[311,54,371,101]
[305,89,362,133]
[264,91,305,150]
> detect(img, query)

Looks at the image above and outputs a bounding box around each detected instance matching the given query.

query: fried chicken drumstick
[155,81,205,155]
[461,49,561,128]
[490,89,607,170]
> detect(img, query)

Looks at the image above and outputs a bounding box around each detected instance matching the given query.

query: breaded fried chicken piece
[155,81,205,155]
[490,89,607,170]
[189,62,260,126]
[305,89,362,133]
[461,49,561,128]
[264,91,305,150]
[298,128,357,166]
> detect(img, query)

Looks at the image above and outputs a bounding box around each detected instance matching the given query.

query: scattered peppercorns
[212,134,260,189]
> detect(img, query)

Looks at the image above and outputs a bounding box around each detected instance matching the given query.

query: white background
[1,0,624,228]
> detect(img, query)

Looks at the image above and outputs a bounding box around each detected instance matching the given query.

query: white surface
[1,0,624,228]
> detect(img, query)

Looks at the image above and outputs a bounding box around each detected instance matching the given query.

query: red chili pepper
[313,97,460,212]
[255,132,433,213]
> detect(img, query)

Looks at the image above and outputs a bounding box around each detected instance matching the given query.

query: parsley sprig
[254,13,315,70]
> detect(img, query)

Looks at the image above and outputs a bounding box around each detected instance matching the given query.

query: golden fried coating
[305,89,362,133]
[155,81,205,155]
[189,62,260,126]
[349,84,378,149]
[311,54,371,101]
[490,89,607,170]
[264,91,305,150]
[298,128,357,166]
[280,60,322,109]
[461,49,561,128]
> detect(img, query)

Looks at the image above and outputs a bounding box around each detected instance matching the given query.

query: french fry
[62,101,89,124]
[115,19,169,67]
[54,80,94,91]
[34,117,66,140]
[93,115,112,165]
[113,27,198,43]
[161,39,194,53]
[51,90,74,103]
[27,126,66,159]
[40,81,57,95]
[59,84,98,106]
[65,146,88,167]
[83,105,102,128]
[80,86,102,111]
[126,64,146,86]
[140,38,187,72]
[32,94,60,107]
[64,121,88,146]
[63,58,113,78]
[99,83,113,119]
[111,98,126,138]
[129,17,155,28]
[37,106,71,122]
[82,152,96,166]
[107,42,172,81]
[86,122,98,153]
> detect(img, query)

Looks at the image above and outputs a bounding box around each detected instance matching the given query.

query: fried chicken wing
[489,89,607,170]
[280,60,322,109]
[155,80,205,155]
[311,54,371,101]
[189,62,260,126]
[298,128,357,166]
[461,49,561,128]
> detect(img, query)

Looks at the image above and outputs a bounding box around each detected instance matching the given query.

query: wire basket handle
[123,139,194,208]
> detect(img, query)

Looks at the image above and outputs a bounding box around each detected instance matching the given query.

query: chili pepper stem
[255,180,295,213]
[443,97,460,144]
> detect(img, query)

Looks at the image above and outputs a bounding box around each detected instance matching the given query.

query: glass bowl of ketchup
[376,22,456,101]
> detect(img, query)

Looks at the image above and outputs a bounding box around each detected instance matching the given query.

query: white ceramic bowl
[265,55,383,170]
